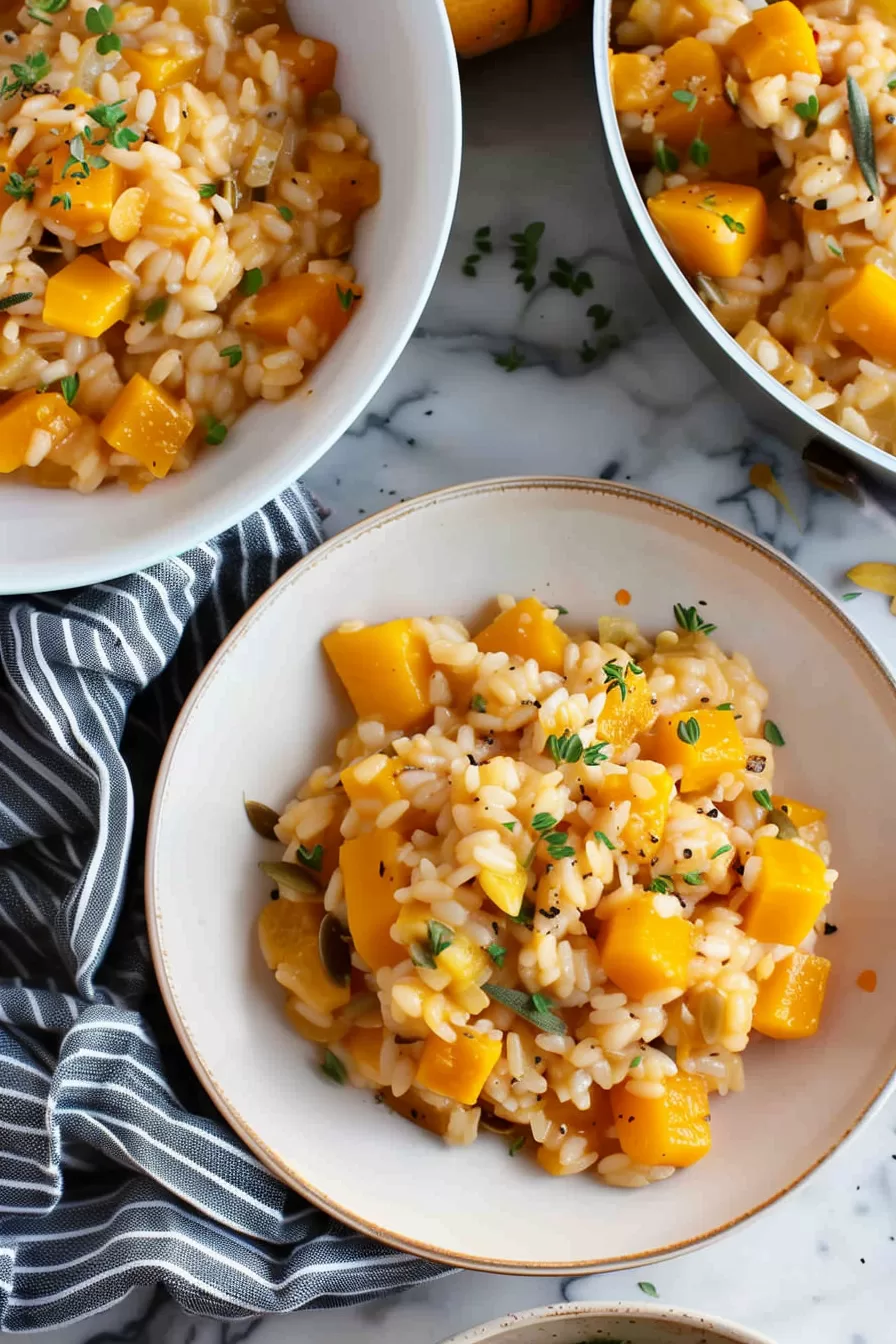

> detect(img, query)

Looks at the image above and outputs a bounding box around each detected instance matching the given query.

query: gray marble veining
[31,14,896,1344]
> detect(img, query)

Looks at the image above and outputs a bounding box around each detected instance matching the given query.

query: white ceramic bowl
[147,477,896,1272]
[439,1302,775,1344]
[0,0,461,595]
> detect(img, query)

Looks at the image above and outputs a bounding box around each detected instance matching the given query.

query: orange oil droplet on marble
[856,968,877,993]
[615,588,631,606]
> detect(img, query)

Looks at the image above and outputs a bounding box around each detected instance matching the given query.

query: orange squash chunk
[0,391,80,474]
[343,1025,386,1082]
[653,38,733,140]
[611,1073,711,1167]
[740,837,830,946]
[648,182,767,279]
[594,768,674,864]
[650,708,746,793]
[36,146,124,246]
[728,0,821,80]
[271,32,338,97]
[123,46,203,92]
[42,256,133,338]
[306,148,380,220]
[598,895,693,1000]
[240,271,361,350]
[258,895,323,968]
[415,1028,502,1106]
[447,0,529,57]
[99,374,194,479]
[829,264,896,366]
[323,618,432,731]
[474,596,568,674]
[340,828,406,971]
[596,663,654,748]
[753,950,830,1039]
[770,795,826,829]
[341,755,426,834]
[610,50,665,115]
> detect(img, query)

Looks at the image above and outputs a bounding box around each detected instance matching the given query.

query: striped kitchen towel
[0,484,450,1330]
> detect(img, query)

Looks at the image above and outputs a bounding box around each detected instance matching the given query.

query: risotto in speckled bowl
[253,590,838,1186]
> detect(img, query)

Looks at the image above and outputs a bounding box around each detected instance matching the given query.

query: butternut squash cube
[322,618,432,731]
[274,933,350,1015]
[341,754,402,812]
[99,373,194,478]
[306,148,380,220]
[436,933,489,988]
[740,837,830,946]
[340,828,407,971]
[479,864,527,917]
[37,146,125,245]
[596,663,655,748]
[627,0,718,43]
[594,768,674,863]
[343,1025,386,1082]
[392,900,435,946]
[169,0,214,32]
[257,894,324,970]
[415,1028,502,1106]
[0,390,80,474]
[447,0,529,57]
[271,32,338,98]
[650,708,746,793]
[728,0,821,80]
[829,264,896,366]
[474,597,568,673]
[611,1073,711,1167]
[610,50,664,115]
[753,950,830,1040]
[648,182,767,279]
[770,795,826,829]
[599,895,693,1000]
[240,271,361,351]
[123,46,203,92]
[284,994,338,1044]
[654,38,733,140]
[42,256,133,339]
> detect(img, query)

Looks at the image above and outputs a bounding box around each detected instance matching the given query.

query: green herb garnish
[494,344,525,372]
[428,920,453,958]
[532,813,558,833]
[26,0,69,25]
[677,717,700,746]
[4,171,36,201]
[240,267,264,296]
[546,730,583,764]
[629,1055,642,1069]
[847,74,879,198]
[486,983,566,1034]
[593,830,615,850]
[549,255,593,296]
[220,344,242,368]
[502,821,516,832]
[671,89,697,112]
[673,603,716,634]
[508,1133,525,1156]
[85,3,121,54]
[470,693,487,713]
[204,413,228,446]
[639,1282,659,1299]
[794,93,819,137]
[682,871,705,886]
[721,213,745,234]
[763,720,785,746]
[87,99,126,129]
[410,941,436,969]
[510,899,535,925]
[277,204,294,221]
[50,192,71,210]
[198,182,218,198]
[297,843,323,872]
[0,291,33,312]
[753,788,773,811]
[710,844,732,859]
[544,830,575,861]
[487,943,506,968]
[827,240,844,259]
[59,372,79,406]
[1,51,50,99]
[510,220,544,293]
[841,592,861,601]
[654,139,679,174]
[648,875,673,893]
[689,135,710,167]
[321,1049,346,1085]
[144,297,167,322]
[583,741,610,765]
[336,284,356,311]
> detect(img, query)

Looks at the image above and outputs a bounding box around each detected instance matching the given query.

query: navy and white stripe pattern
[0,485,450,1329]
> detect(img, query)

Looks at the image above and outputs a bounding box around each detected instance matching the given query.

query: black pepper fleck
[813,198,828,210]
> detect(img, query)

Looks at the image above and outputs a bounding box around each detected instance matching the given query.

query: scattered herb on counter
[588,303,612,330]
[580,332,620,364]
[486,983,566,1034]
[841,592,861,601]
[671,89,697,112]
[847,74,879,197]
[321,1049,346,1085]
[550,255,593,296]
[764,720,785,746]
[494,344,525,372]
[710,844,733,859]
[593,830,615,850]
[794,93,819,136]
[677,717,701,746]
[220,344,242,368]
[638,1281,659,1298]
[752,788,773,811]
[475,224,492,254]
[0,291,33,311]
[487,943,506,967]
[673,602,716,634]
[654,139,679,174]
[59,372,79,406]
[510,220,544,293]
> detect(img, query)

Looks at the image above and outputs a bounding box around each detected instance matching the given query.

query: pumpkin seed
[319,912,351,986]
[480,1111,517,1134]
[695,985,725,1045]
[244,797,279,839]
[768,808,798,840]
[258,860,319,897]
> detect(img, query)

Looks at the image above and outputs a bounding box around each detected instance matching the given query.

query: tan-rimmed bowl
[147,476,896,1273]
[439,1301,775,1344]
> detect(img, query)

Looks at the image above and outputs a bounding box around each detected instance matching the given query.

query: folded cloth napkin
[0,484,451,1330]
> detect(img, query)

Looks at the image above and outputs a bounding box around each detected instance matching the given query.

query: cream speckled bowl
[147,477,896,1272]
[439,1301,775,1344]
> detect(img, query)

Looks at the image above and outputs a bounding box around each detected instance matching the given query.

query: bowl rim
[146,474,896,1273]
[437,1299,777,1344]
[0,0,462,596]
[590,0,895,481]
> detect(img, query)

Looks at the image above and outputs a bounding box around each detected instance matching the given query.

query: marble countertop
[32,14,896,1344]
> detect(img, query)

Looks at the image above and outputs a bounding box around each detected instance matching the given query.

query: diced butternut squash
[648,182,767,279]
[654,38,733,140]
[728,0,820,81]
[239,271,361,350]
[598,895,693,1000]
[650,708,747,793]
[0,390,81,474]
[306,148,380,220]
[341,754,405,819]
[753,950,830,1039]
[479,864,527,917]
[740,836,830,946]
[770,795,827,829]
[594,768,674,864]
[57,86,97,109]
[611,1073,711,1167]
[475,597,568,673]
[322,618,432,731]
[343,1025,386,1082]
[169,0,214,32]
[257,894,324,969]
[42,256,133,339]
[700,123,770,179]
[99,374,194,478]
[447,0,530,57]
[436,933,489,988]
[274,935,351,1015]
[271,32,338,97]
[392,900,436,946]
[627,0,719,43]
[829,263,896,365]
[340,828,407,971]
[123,46,203,92]
[36,146,124,245]
[415,1028,502,1106]
[284,994,339,1044]
[596,663,654,747]
[610,51,665,115]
